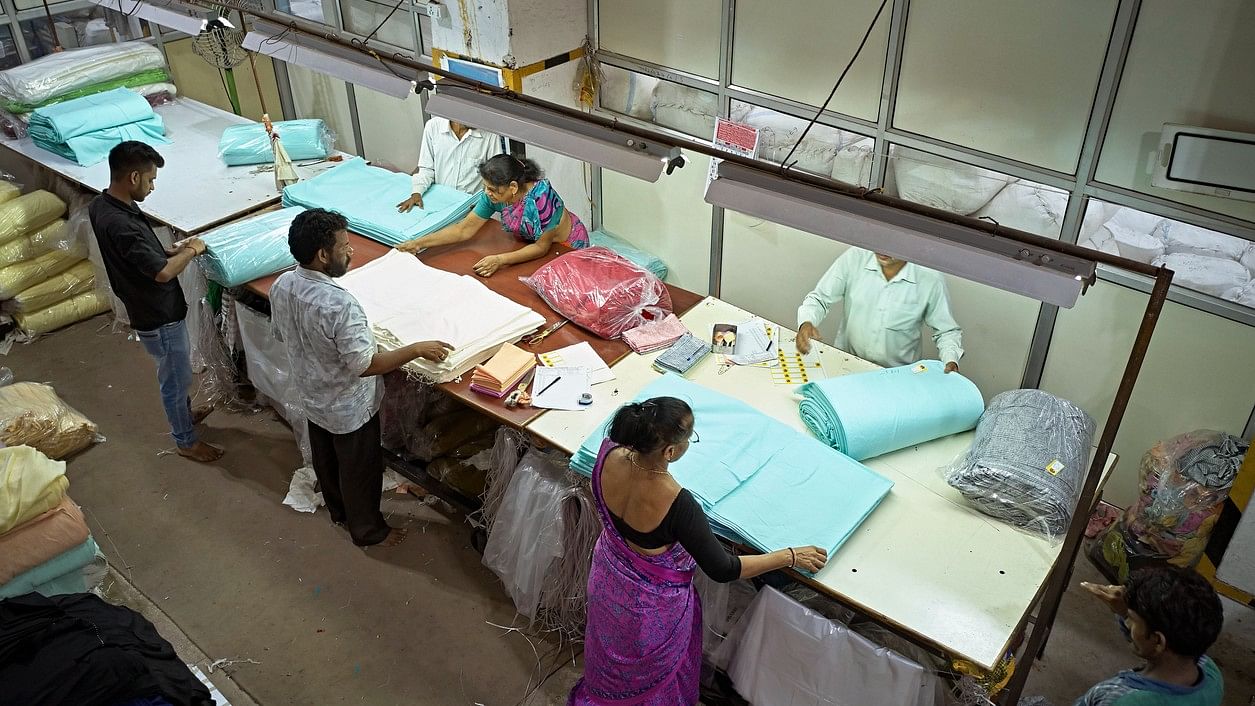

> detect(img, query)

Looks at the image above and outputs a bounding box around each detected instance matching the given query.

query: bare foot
[192,405,215,424]
[176,441,224,463]
[378,527,408,547]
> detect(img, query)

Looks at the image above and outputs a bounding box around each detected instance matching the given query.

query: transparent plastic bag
[0,190,67,246]
[0,41,167,107]
[0,248,83,299]
[1090,430,1247,580]
[945,389,1096,542]
[0,219,82,268]
[519,246,673,339]
[0,381,101,459]
[481,446,571,622]
[4,260,93,315]
[13,289,107,336]
[217,119,336,166]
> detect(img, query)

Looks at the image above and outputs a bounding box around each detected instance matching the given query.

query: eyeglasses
[689,429,700,444]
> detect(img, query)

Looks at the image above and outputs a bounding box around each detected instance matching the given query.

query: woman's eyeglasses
[689,429,700,443]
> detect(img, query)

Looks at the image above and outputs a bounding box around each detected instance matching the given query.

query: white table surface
[526,296,1116,669]
[0,98,342,234]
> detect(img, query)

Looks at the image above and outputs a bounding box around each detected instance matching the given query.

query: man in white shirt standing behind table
[795,247,965,372]
[396,117,504,212]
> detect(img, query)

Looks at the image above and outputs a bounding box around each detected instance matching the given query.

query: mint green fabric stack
[28,88,168,167]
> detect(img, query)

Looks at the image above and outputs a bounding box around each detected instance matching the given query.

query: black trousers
[307,413,390,546]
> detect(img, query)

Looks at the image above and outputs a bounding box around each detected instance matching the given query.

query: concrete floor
[7,316,1253,706]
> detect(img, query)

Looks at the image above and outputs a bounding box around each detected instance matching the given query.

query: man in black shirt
[89,141,223,463]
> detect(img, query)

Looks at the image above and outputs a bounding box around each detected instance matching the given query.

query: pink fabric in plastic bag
[520,247,673,339]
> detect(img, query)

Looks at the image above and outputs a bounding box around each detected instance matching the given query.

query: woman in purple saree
[570,398,829,705]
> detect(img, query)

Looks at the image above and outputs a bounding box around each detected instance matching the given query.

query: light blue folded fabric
[799,360,984,461]
[0,535,98,599]
[571,374,893,557]
[588,229,668,280]
[199,206,305,287]
[28,88,169,166]
[218,119,334,166]
[281,157,477,247]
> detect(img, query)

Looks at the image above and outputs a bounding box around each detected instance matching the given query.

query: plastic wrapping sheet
[694,573,757,658]
[29,88,169,167]
[0,382,101,459]
[0,190,66,246]
[0,41,166,107]
[478,426,529,532]
[945,389,1096,541]
[0,219,79,268]
[0,496,89,586]
[587,228,668,280]
[0,180,19,205]
[198,207,303,287]
[218,119,335,166]
[236,301,311,467]
[1,68,171,113]
[520,247,673,339]
[0,248,83,299]
[14,289,108,336]
[78,206,128,328]
[715,587,938,706]
[0,444,68,535]
[799,360,985,461]
[6,260,94,314]
[482,446,571,622]
[1091,430,1248,581]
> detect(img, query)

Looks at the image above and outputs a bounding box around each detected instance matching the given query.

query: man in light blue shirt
[796,248,964,371]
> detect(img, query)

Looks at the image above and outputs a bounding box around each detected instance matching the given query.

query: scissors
[527,319,568,346]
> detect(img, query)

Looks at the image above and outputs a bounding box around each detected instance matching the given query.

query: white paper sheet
[725,317,777,366]
[531,366,592,410]
[537,341,615,385]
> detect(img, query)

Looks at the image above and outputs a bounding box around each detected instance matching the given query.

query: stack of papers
[570,375,893,559]
[282,157,478,247]
[538,341,614,384]
[622,313,689,354]
[531,366,592,410]
[470,343,536,397]
[339,251,547,383]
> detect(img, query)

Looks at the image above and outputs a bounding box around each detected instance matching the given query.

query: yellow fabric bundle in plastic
[0,219,72,268]
[0,190,66,245]
[0,248,82,299]
[0,181,20,206]
[14,288,108,335]
[0,444,68,534]
[8,260,94,313]
[0,382,100,459]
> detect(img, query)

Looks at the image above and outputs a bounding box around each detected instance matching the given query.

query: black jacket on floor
[0,592,213,706]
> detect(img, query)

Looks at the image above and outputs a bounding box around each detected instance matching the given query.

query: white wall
[522,62,591,224]
[354,88,425,173]
[287,64,358,154]
[1096,0,1255,222]
[598,0,720,79]
[1040,282,1255,505]
[429,0,510,63]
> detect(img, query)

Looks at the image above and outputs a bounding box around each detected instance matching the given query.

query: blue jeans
[137,320,197,448]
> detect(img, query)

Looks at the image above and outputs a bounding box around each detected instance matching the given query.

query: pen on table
[766,340,774,352]
[537,376,562,396]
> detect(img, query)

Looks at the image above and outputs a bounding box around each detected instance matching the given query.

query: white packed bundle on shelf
[732,104,847,176]
[890,146,1016,215]
[1224,281,1255,307]
[651,81,718,138]
[974,182,1067,236]
[0,41,166,108]
[1242,244,1255,278]
[598,68,658,119]
[832,137,875,188]
[1154,221,1249,261]
[1099,207,1165,261]
[1152,253,1250,298]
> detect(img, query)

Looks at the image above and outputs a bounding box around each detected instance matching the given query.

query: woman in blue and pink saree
[570,398,829,705]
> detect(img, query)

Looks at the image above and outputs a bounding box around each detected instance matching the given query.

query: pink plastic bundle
[520,247,673,339]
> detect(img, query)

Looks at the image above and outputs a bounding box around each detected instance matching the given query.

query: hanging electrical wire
[778,0,890,172]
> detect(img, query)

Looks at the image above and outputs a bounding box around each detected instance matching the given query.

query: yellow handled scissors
[527,319,568,346]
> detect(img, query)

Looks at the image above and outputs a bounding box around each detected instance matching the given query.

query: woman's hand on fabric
[1081,582,1128,617]
[791,546,828,572]
[396,193,424,213]
[396,238,424,254]
[473,254,506,277]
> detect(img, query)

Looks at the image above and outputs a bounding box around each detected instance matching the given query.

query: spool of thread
[578,392,593,405]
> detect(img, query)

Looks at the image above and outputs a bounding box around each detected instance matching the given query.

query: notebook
[652,333,710,376]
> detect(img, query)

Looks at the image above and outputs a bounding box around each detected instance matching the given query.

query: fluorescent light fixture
[243,19,414,99]
[89,0,206,35]
[426,84,683,182]
[705,161,1096,307]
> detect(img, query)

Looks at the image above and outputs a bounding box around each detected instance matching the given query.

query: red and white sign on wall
[707,117,760,186]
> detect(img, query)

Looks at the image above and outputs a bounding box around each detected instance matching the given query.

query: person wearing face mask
[796,247,964,372]
[395,153,589,277]
[1077,567,1224,706]
[569,397,829,706]
[269,208,453,547]
[89,141,222,463]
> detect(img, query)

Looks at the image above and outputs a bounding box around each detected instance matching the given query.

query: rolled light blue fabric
[28,88,168,166]
[281,157,477,247]
[198,206,305,287]
[218,119,334,166]
[588,229,668,280]
[0,536,98,599]
[571,374,893,557]
[799,360,985,461]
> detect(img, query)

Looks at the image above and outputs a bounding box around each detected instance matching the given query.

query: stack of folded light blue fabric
[282,157,477,247]
[0,537,101,600]
[218,119,335,166]
[571,374,893,558]
[588,229,668,280]
[198,206,305,287]
[28,87,169,166]
[798,360,984,461]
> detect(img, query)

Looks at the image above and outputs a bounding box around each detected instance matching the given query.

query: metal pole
[1000,266,1174,703]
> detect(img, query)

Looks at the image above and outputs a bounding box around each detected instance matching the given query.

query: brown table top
[243,221,703,427]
